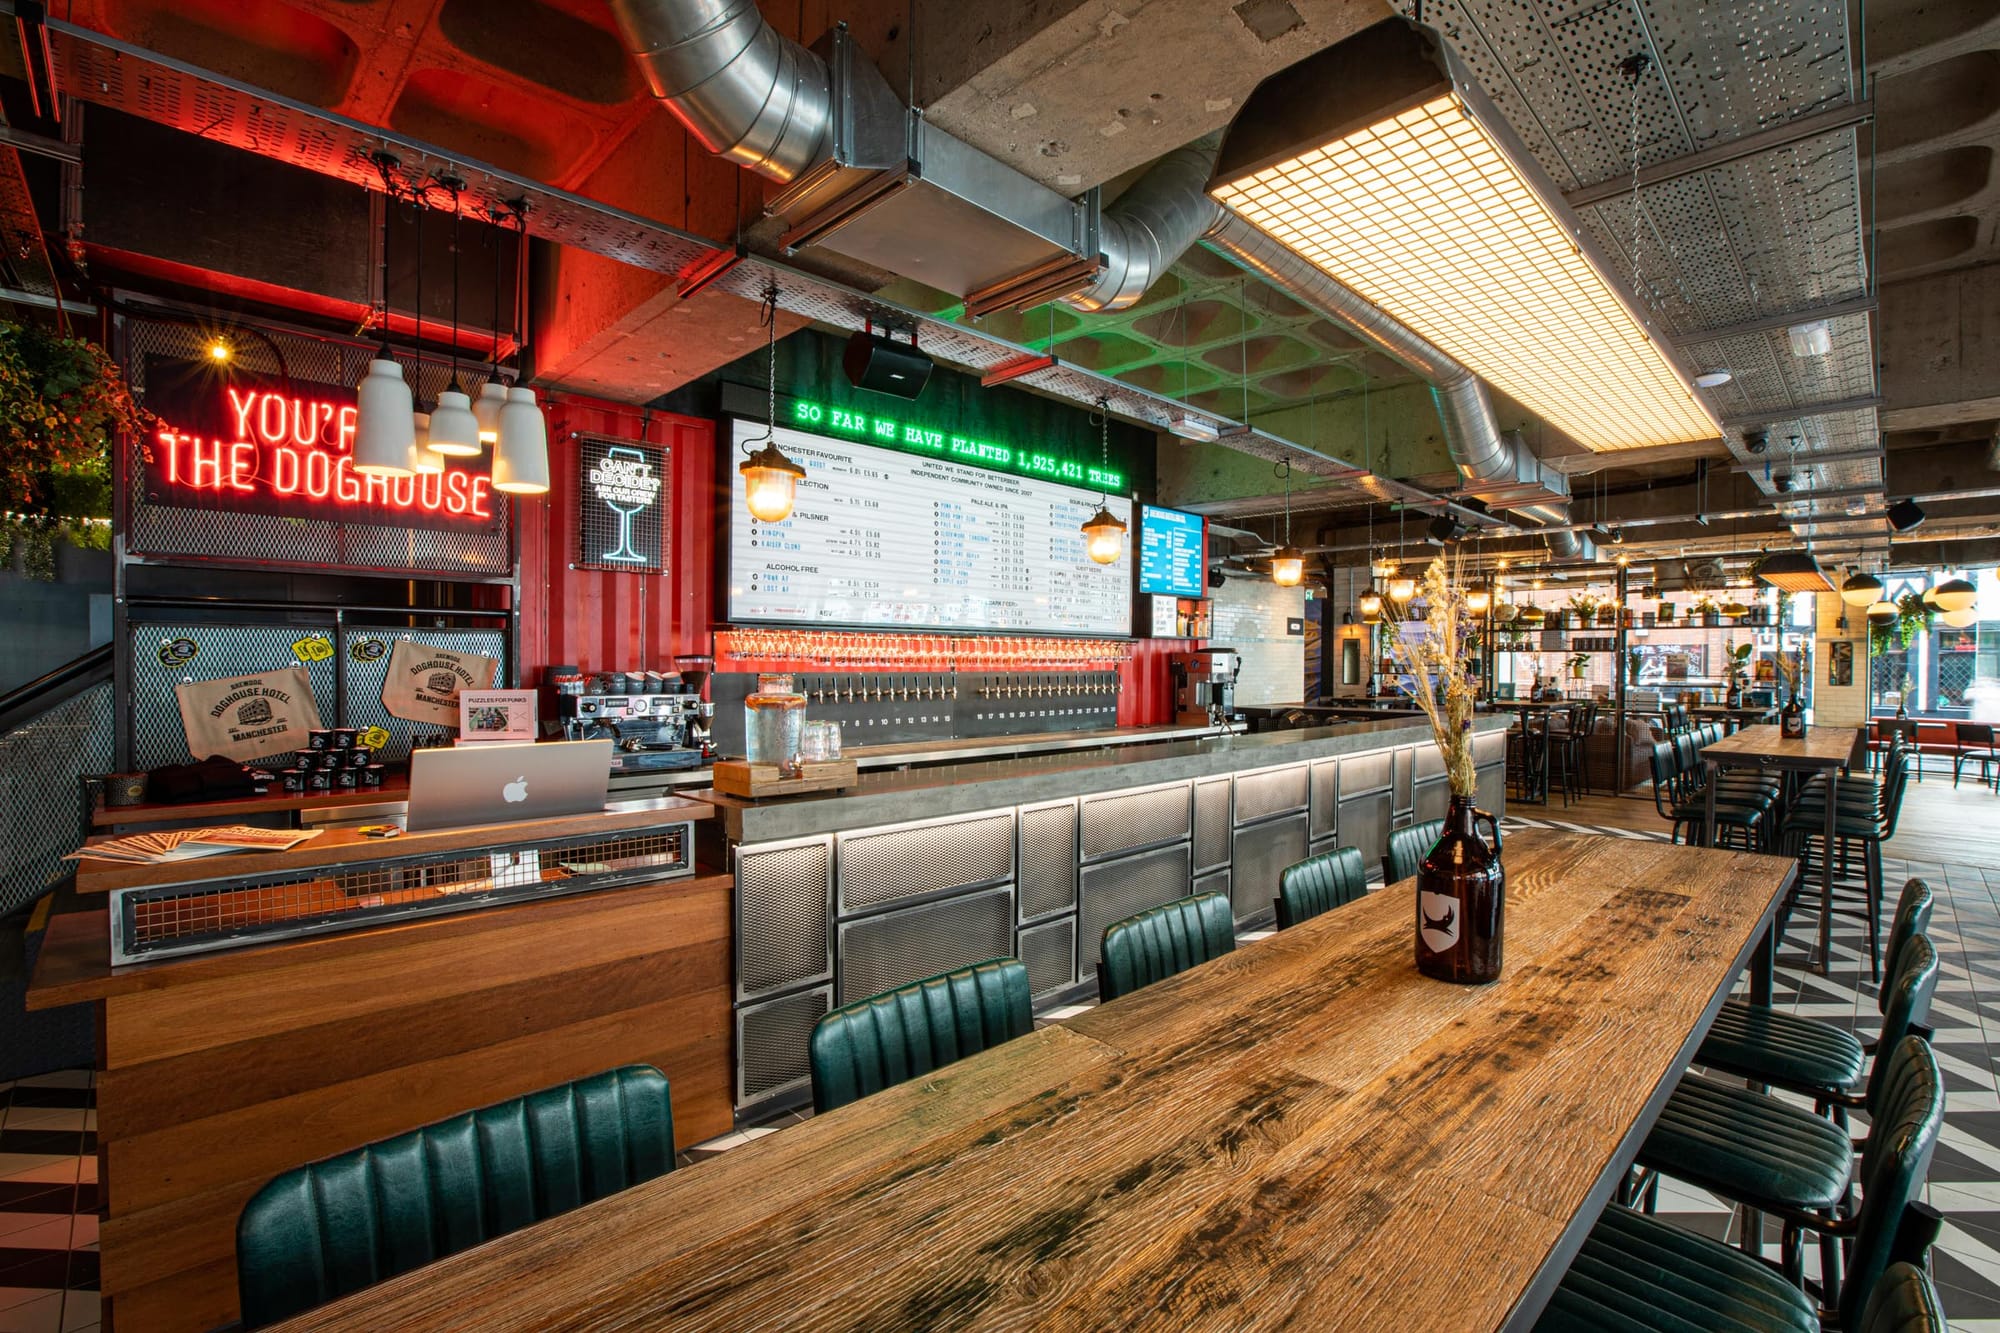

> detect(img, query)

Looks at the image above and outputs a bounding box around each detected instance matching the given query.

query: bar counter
[712,714,1512,1118]
[30,797,727,1333]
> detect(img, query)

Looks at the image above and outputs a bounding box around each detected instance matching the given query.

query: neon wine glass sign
[143,370,495,526]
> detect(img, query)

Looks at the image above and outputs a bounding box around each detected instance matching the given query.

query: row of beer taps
[801,673,1121,704]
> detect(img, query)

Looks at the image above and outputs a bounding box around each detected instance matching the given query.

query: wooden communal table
[1690,704,1778,735]
[1698,724,1861,974]
[273,830,1794,1333]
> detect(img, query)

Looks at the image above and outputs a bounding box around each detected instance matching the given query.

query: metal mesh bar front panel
[121,315,512,575]
[1310,760,1340,839]
[1017,800,1078,922]
[1079,783,1191,861]
[1230,813,1307,924]
[1393,748,1414,815]
[1078,843,1192,978]
[1193,869,1231,918]
[0,681,114,916]
[736,838,833,1001]
[340,626,509,760]
[1473,730,1508,768]
[111,823,693,964]
[1192,777,1232,874]
[836,812,1015,916]
[129,623,339,770]
[1415,779,1450,825]
[1233,764,1309,825]
[836,887,1014,1006]
[736,985,831,1112]
[1341,750,1393,794]
[1018,916,1078,1001]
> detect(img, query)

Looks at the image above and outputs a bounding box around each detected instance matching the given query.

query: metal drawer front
[1018,800,1079,922]
[1230,813,1308,924]
[1233,764,1309,826]
[1192,777,1232,874]
[1079,783,1191,861]
[1019,916,1079,1001]
[837,812,1015,915]
[837,887,1015,1006]
[1078,843,1192,976]
[736,838,833,1001]
[736,984,831,1111]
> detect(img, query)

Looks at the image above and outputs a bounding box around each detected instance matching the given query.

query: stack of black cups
[279,728,385,794]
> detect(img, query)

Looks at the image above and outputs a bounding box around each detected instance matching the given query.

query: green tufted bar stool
[1098,891,1235,1002]
[809,958,1033,1114]
[1785,749,1914,980]
[1858,1262,1948,1332]
[1382,818,1444,885]
[1696,878,1934,1126]
[236,1064,676,1328]
[1275,845,1368,928]
[1541,1039,1945,1332]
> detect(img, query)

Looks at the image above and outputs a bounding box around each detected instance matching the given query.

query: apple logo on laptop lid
[503,776,528,803]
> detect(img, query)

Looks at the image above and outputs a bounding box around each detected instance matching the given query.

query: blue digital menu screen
[1138,504,1205,597]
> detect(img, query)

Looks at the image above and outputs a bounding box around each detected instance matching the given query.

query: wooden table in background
[273,830,1795,1333]
[1698,724,1861,973]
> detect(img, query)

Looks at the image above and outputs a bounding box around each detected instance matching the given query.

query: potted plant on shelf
[1723,640,1753,707]
[1565,651,1589,680]
[0,321,140,580]
[1627,648,1643,684]
[1690,594,1722,627]
[1566,592,1599,630]
[1379,549,1504,985]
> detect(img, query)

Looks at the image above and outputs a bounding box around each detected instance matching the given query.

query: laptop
[406,739,614,832]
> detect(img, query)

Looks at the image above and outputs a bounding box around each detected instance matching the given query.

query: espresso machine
[557,669,713,772]
[1170,648,1241,728]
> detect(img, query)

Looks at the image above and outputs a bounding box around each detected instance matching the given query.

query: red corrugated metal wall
[514,391,1180,725]
[515,395,717,680]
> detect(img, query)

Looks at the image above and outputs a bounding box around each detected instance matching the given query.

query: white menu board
[727,418,1132,634]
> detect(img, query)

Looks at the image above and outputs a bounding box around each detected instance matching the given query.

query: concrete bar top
[699,714,1509,843]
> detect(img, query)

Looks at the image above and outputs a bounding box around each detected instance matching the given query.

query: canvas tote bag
[174,668,324,762]
[380,639,501,727]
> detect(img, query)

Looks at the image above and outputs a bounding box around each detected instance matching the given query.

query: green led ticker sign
[789,398,1125,492]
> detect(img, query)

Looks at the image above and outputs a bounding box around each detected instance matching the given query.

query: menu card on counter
[727,419,1131,636]
[70,826,323,865]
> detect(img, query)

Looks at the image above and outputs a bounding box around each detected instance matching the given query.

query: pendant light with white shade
[1932,575,1977,614]
[490,203,550,495]
[1839,569,1883,607]
[405,185,445,475]
[425,177,482,458]
[353,155,416,477]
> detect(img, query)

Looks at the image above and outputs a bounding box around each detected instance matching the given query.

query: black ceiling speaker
[843,326,933,399]
[1208,566,1227,588]
[1886,498,1926,533]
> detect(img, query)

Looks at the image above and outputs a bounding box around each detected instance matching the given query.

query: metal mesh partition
[1233,765,1309,825]
[1017,801,1078,922]
[120,314,512,576]
[1077,843,1192,977]
[341,626,509,759]
[1230,814,1307,924]
[736,985,831,1111]
[1079,783,1191,861]
[0,682,114,916]
[1018,916,1078,1000]
[1310,760,1340,839]
[836,887,1014,1006]
[836,813,1015,916]
[736,838,833,1001]
[128,623,339,770]
[1192,777,1232,874]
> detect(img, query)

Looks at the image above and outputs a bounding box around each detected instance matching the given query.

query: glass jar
[745,673,807,777]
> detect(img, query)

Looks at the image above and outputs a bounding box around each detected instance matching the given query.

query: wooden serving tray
[712,759,858,799]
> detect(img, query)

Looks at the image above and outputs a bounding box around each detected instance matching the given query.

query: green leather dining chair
[809,957,1033,1114]
[1541,1038,1944,1333]
[1275,845,1368,928]
[1098,891,1235,1002]
[236,1064,676,1328]
[1382,818,1443,885]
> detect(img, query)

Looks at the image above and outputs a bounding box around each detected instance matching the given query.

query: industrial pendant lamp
[1866,598,1899,628]
[1358,587,1383,622]
[1385,507,1414,602]
[490,206,550,495]
[473,204,508,444]
[1465,581,1492,614]
[353,160,416,477]
[740,286,807,523]
[425,179,481,458]
[405,190,445,475]
[1080,398,1127,565]
[1933,575,1977,613]
[1270,457,1303,586]
[1839,569,1884,607]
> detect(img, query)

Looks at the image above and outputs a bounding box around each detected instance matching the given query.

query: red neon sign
[139,362,499,532]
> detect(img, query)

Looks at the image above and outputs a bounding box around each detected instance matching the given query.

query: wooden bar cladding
[28,872,735,1333]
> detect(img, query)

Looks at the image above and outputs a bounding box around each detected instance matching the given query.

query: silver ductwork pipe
[1062,142,1228,313]
[608,0,831,182]
[1201,214,1581,558]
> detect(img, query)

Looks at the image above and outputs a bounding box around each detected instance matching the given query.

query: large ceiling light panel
[1208,19,1720,453]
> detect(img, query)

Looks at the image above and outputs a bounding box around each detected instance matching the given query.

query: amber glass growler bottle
[1415,795,1505,984]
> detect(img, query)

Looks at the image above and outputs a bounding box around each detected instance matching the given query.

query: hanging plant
[0,321,142,579]
[1869,591,1934,654]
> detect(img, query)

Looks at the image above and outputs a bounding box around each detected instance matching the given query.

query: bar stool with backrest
[235,1065,677,1329]
[1648,741,1768,849]
[1274,845,1368,928]
[1507,713,1550,804]
[809,958,1033,1113]
[1954,721,2000,789]
[1542,1035,1944,1332]
[1696,877,1933,1127]
[1874,716,1920,779]
[1097,891,1234,1002]
[1784,746,1915,981]
[1383,818,1444,885]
